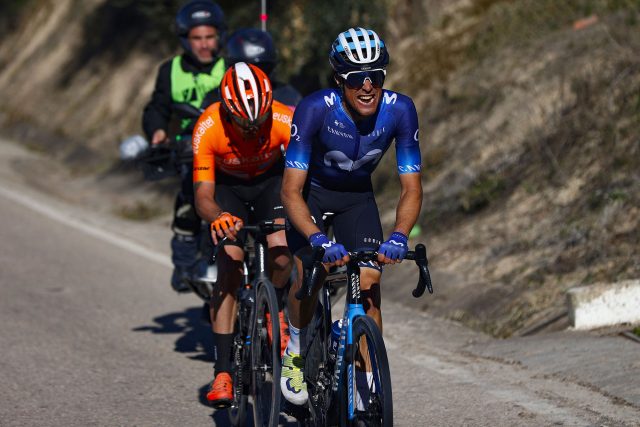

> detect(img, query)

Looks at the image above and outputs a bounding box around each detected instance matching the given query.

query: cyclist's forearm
[194,181,223,222]
[393,183,423,236]
[281,187,321,239]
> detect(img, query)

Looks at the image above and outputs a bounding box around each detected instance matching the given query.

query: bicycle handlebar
[241,220,286,235]
[295,244,433,300]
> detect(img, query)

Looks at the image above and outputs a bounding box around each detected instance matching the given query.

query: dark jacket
[142,53,222,140]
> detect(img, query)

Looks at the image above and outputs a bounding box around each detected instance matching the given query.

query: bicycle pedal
[210,400,232,410]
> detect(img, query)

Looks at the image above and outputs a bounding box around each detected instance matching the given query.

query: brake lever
[410,244,434,297]
[295,246,325,300]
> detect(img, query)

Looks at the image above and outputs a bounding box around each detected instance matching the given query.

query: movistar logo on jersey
[324,149,382,171]
[324,92,338,107]
[327,126,354,139]
[383,92,397,104]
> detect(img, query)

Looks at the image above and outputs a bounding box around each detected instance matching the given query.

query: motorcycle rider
[142,0,226,292]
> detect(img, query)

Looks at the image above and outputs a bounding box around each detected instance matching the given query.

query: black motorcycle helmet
[224,28,277,76]
[175,1,226,58]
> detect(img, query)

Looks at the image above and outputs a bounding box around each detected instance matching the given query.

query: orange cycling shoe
[266,310,290,357]
[206,372,233,408]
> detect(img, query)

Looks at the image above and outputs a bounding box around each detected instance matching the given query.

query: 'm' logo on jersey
[324,92,338,107]
[383,92,397,104]
[324,149,382,171]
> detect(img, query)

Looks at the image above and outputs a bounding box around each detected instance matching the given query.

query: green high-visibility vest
[170,56,225,131]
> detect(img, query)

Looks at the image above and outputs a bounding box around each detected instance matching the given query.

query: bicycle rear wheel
[342,315,392,427]
[251,281,282,426]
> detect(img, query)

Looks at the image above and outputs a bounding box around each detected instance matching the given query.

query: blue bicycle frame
[331,263,367,420]
[294,245,432,423]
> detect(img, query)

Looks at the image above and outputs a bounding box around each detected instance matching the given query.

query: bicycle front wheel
[228,329,248,426]
[251,281,282,426]
[343,315,393,427]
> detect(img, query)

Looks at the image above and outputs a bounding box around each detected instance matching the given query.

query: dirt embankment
[385,3,640,337]
[1,0,638,337]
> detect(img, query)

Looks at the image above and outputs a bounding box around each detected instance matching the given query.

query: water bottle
[330,319,343,354]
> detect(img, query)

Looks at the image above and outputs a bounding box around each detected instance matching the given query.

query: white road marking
[0,184,172,268]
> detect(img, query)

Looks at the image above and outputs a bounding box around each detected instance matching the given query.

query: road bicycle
[187,220,284,427]
[287,245,432,426]
[120,105,285,426]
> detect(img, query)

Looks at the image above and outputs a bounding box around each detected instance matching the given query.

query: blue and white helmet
[329,27,389,74]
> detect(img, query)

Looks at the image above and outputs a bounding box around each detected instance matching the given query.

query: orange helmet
[221,62,273,129]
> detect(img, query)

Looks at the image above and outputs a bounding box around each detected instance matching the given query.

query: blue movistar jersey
[285,88,421,191]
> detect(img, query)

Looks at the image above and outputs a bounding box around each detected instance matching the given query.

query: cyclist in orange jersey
[192,62,292,408]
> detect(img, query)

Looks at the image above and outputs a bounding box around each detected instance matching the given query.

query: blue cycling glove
[309,232,348,263]
[378,232,409,261]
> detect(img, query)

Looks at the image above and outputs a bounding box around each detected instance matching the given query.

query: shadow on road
[132,304,214,363]
[133,305,299,426]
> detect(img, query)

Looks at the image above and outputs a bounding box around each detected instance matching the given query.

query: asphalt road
[1,138,639,426]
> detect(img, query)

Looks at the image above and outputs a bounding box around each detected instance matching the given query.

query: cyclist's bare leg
[210,245,244,333]
[266,221,292,289]
[281,250,326,405]
[356,267,382,377]
[287,250,327,328]
[360,267,382,333]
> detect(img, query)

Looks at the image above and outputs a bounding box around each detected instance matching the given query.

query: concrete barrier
[566,280,640,330]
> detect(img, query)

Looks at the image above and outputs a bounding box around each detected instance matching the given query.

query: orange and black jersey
[192,101,292,182]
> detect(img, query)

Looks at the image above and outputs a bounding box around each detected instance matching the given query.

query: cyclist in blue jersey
[279,27,423,405]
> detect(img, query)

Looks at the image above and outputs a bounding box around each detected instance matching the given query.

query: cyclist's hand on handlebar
[309,232,349,266]
[151,129,168,145]
[210,212,243,244]
[378,232,409,264]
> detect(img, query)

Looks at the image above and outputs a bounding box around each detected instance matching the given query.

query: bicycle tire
[299,297,334,427]
[340,315,393,427]
[228,333,249,426]
[251,281,282,426]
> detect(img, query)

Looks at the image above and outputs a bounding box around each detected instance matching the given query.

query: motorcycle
[119,103,220,302]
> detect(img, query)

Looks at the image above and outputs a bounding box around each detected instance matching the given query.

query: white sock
[355,371,375,411]
[367,372,375,392]
[287,323,301,354]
